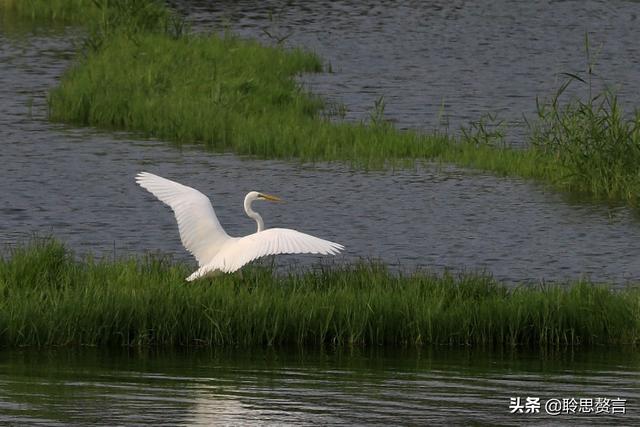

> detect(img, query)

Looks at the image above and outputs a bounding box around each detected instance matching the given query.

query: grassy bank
[1,239,638,349]
[4,0,640,204]
[0,0,102,22]
[40,3,556,172]
[50,30,536,169]
[42,2,640,204]
[0,0,167,24]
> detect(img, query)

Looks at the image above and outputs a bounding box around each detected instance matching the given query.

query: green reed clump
[526,35,640,204]
[530,80,640,203]
[1,239,638,349]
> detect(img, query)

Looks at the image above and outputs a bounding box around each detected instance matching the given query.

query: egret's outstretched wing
[187,228,344,280]
[136,172,230,266]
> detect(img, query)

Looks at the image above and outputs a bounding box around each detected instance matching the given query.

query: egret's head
[246,191,282,203]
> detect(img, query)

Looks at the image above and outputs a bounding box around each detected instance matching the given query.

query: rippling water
[2,16,640,283]
[0,348,638,425]
[180,0,640,141]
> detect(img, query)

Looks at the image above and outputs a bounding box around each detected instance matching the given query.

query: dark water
[181,0,640,140]
[3,3,640,284]
[0,348,638,425]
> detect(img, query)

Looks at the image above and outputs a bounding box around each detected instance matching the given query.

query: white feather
[136,172,344,281]
[136,172,230,266]
[187,228,344,280]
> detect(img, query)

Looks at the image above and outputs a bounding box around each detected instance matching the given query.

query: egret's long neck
[244,197,264,232]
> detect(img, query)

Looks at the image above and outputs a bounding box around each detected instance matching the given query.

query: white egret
[136,172,344,281]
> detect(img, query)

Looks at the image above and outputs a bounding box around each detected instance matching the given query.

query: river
[1,348,637,425]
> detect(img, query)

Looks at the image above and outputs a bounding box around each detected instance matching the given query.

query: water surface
[0,348,637,425]
[181,0,640,141]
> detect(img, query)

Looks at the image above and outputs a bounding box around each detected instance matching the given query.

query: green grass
[0,0,100,22]
[1,239,638,349]
[0,0,168,25]
[46,23,569,175]
[2,1,555,174]
[529,77,640,203]
[4,0,640,205]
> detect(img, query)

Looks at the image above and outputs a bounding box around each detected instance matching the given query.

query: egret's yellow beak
[260,193,282,202]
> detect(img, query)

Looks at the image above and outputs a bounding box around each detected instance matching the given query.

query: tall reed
[529,75,640,203]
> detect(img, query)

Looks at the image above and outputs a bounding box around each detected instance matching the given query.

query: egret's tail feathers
[186,265,222,281]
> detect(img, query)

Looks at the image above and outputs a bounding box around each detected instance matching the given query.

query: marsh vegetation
[3,0,639,205]
[1,239,638,349]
